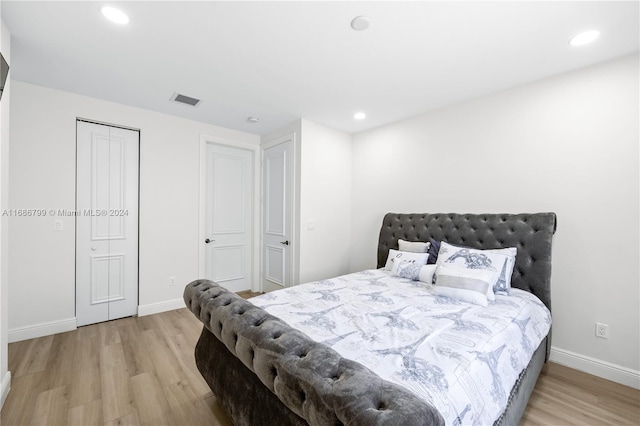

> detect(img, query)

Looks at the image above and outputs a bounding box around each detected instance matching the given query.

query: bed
[184,212,557,425]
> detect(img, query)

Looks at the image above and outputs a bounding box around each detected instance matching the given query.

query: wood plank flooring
[2,307,639,426]
[1,309,233,426]
[522,362,640,425]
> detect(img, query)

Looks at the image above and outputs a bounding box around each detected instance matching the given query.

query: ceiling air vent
[170,92,201,107]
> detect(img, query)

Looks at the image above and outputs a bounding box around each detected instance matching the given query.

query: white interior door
[262,139,293,292]
[205,143,253,292]
[76,120,139,327]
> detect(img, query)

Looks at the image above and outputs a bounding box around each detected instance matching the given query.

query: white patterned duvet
[250,269,551,425]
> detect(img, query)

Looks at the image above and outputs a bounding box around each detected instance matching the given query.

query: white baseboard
[550,346,640,390]
[137,298,185,317]
[7,300,187,341]
[1,371,10,409]
[8,317,77,343]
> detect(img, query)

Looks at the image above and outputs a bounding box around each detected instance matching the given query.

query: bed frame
[184,212,557,425]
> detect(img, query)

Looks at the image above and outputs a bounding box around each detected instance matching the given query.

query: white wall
[299,119,351,283]
[8,81,259,339]
[0,13,11,407]
[350,54,639,384]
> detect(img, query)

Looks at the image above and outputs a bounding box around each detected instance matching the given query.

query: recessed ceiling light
[101,6,130,25]
[354,112,366,120]
[569,30,600,47]
[351,16,370,31]
[246,117,260,123]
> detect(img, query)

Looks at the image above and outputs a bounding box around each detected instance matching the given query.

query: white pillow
[398,239,430,253]
[436,242,516,294]
[418,264,437,284]
[434,264,495,306]
[435,263,495,301]
[384,249,429,271]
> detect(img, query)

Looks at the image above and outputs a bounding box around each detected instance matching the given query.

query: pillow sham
[398,239,430,253]
[384,249,429,271]
[434,264,495,306]
[436,241,517,294]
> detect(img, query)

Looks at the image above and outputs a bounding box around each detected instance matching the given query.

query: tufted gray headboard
[377,213,557,312]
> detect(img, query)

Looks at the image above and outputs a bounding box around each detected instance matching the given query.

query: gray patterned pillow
[395,260,422,281]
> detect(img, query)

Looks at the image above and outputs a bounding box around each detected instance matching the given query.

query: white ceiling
[2,1,638,135]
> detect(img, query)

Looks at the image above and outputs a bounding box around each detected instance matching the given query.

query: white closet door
[76,121,139,327]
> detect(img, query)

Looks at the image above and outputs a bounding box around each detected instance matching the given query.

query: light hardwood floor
[1,307,638,426]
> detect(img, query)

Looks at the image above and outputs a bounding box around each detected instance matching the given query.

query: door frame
[260,132,299,290]
[199,135,260,292]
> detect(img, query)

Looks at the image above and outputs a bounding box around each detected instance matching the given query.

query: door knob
[91,246,97,251]
[205,239,214,244]
[280,240,289,245]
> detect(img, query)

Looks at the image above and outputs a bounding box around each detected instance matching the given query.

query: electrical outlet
[169,276,176,286]
[595,322,609,339]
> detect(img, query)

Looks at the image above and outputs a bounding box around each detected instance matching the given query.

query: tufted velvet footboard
[184,279,446,425]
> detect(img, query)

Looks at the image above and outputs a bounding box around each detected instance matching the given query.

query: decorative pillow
[427,238,440,264]
[436,242,517,294]
[390,255,427,276]
[418,264,437,284]
[384,249,429,271]
[434,264,495,306]
[393,260,422,281]
[398,239,430,253]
